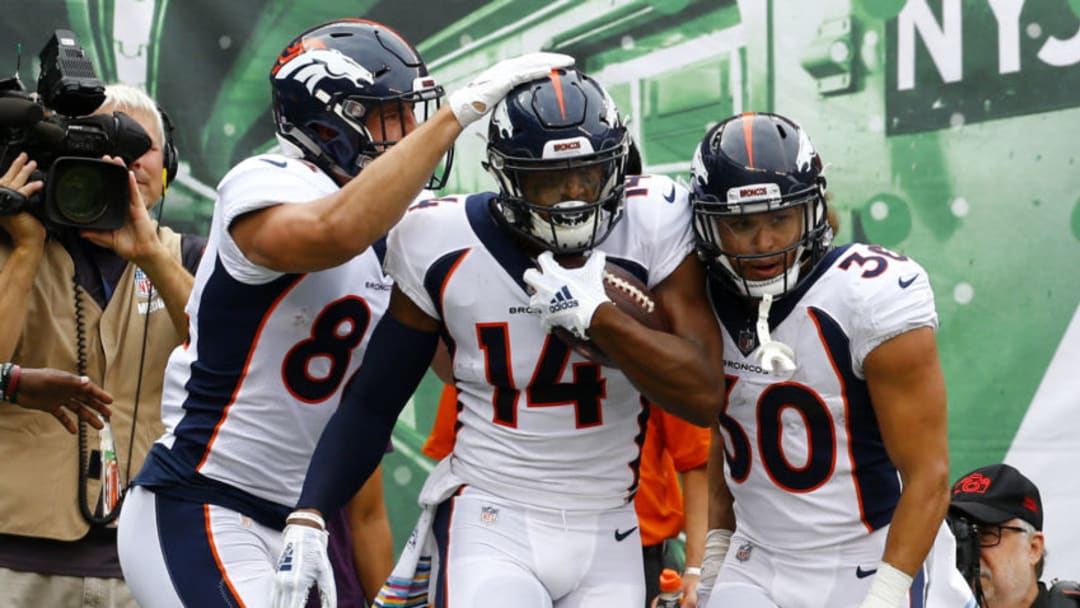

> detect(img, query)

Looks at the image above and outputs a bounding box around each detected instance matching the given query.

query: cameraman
[0,83,204,607]
[950,464,1079,608]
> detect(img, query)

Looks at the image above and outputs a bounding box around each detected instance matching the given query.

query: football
[552,262,670,367]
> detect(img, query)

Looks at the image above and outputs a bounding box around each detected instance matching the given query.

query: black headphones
[157,104,178,189]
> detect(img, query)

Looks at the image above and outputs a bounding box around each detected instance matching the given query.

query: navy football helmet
[485,68,629,254]
[270,19,451,185]
[690,112,831,298]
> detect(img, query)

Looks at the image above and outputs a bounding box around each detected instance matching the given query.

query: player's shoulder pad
[823,243,937,321]
[389,192,475,258]
[834,242,929,283]
[397,193,472,232]
[622,173,690,223]
[404,193,471,215]
[1048,579,1080,608]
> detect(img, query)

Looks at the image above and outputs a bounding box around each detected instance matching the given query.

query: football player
[271,68,726,607]
[689,113,975,608]
[114,18,571,608]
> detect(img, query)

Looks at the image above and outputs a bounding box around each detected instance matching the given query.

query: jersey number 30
[719,374,837,492]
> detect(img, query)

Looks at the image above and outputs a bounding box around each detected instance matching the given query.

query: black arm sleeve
[297,313,438,514]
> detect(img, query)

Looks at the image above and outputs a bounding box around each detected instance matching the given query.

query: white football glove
[523,251,611,340]
[270,512,336,608]
[448,52,574,127]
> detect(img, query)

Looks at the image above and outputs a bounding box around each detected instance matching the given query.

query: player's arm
[272,288,440,608]
[236,52,575,274]
[292,285,440,518]
[861,326,950,604]
[346,464,393,604]
[590,254,726,426]
[705,424,736,531]
[230,108,464,273]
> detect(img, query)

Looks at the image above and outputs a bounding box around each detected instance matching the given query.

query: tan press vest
[0,229,183,540]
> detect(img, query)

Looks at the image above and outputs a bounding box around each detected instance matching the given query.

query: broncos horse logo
[273,47,375,95]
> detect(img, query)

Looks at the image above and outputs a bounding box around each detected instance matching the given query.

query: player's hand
[523,250,610,340]
[447,52,574,127]
[270,511,336,608]
[9,367,113,434]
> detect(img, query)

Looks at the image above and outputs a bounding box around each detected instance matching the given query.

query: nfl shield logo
[134,268,155,299]
[735,542,754,562]
[480,505,498,524]
[737,327,757,356]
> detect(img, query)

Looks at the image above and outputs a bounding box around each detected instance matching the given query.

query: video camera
[946,512,983,598]
[0,29,153,231]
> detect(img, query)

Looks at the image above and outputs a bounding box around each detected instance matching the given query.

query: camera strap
[0,186,28,215]
[72,243,149,527]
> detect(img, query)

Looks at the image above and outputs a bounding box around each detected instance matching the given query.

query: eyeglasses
[978,523,1029,547]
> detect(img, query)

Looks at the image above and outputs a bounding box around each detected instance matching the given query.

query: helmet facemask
[688,112,833,300]
[693,185,831,299]
[278,77,446,185]
[484,68,630,255]
[489,142,627,254]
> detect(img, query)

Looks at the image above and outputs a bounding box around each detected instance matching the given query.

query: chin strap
[755,293,796,373]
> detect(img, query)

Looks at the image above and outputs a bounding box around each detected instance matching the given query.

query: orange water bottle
[656,568,682,607]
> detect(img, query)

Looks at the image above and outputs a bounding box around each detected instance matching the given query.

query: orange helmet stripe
[550,68,567,119]
[741,112,755,168]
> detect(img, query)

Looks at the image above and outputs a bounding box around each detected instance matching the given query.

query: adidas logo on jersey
[549,286,580,313]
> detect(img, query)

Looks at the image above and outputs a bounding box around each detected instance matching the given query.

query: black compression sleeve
[297,313,438,515]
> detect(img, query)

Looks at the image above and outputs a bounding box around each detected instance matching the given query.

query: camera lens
[54,164,108,224]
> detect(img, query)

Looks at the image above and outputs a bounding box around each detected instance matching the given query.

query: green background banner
[3,0,1077,579]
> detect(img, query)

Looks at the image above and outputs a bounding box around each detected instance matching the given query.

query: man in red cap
[949,464,1078,608]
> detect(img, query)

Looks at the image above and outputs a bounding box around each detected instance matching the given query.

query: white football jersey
[710,242,937,551]
[136,154,392,525]
[387,175,694,510]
